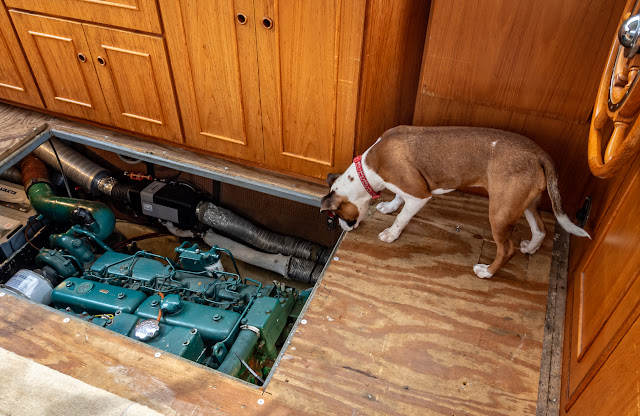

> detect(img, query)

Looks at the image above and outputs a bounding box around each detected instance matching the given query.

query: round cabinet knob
[262,17,273,30]
[97,56,106,66]
[237,13,247,25]
[77,53,87,63]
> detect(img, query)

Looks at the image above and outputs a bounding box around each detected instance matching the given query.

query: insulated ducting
[164,223,323,283]
[33,138,111,195]
[197,202,329,263]
[0,167,22,184]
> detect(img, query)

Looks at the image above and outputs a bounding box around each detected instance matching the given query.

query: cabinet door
[561,154,640,413]
[255,0,366,179]
[10,11,111,124]
[0,7,42,107]
[82,25,182,143]
[160,0,265,162]
[5,0,162,34]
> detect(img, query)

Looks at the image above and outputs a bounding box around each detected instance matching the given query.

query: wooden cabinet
[561,152,640,414]
[0,6,42,108]
[11,11,181,142]
[83,25,181,142]
[162,0,366,178]
[255,0,365,177]
[5,0,162,33]
[10,12,111,124]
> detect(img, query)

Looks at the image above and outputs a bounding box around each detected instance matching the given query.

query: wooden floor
[0,103,557,415]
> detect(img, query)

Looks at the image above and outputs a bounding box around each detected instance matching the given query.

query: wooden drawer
[5,0,161,33]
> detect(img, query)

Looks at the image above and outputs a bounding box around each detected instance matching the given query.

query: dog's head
[320,171,370,231]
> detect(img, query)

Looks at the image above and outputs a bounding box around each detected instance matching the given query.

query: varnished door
[561,151,640,415]
[10,11,111,125]
[5,0,162,33]
[0,7,42,108]
[83,25,182,143]
[160,0,265,163]
[255,0,366,179]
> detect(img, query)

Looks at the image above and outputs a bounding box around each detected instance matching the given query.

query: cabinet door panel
[159,0,264,162]
[10,11,111,124]
[0,7,42,107]
[256,0,365,178]
[83,25,182,142]
[562,153,640,410]
[5,0,161,34]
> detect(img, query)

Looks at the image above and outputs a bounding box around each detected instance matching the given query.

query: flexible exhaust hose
[197,202,329,264]
[33,138,328,269]
[164,222,321,283]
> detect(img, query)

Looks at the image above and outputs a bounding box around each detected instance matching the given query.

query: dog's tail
[539,155,591,239]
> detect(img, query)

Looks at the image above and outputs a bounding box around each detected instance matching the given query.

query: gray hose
[0,167,22,184]
[164,223,322,283]
[198,202,329,263]
[33,138,110,194]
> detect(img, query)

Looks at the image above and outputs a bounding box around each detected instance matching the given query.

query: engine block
[49,242,301,383]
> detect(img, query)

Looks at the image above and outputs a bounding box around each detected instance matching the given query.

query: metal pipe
[33,138,110,194]
[217,329,259,377]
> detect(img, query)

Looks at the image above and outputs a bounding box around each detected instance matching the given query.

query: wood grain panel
[5,0,162,33]
[419,0,626,123]
[268,192,556,415]
[0,6,42,108]
[414,96,591,216]
[354,0,430,155]
[257,0,366,178]
[159,0,265,162]
[562,155,640,409]
[10,11,111,125]
[561,313,640,416]
[82,24,182,142]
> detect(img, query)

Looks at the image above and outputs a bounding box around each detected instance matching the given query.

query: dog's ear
[326,173,341,186]
[320,191,341,213]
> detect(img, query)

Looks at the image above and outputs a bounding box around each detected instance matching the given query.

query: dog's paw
[376,201,399,214]
[520,239,540,254]
[378,227,400,243]
[473,264,493,279]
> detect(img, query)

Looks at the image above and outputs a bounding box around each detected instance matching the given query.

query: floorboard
[0,103,557,415]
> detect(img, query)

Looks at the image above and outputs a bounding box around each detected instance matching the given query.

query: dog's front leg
[378,195,430,242]
[376,194,404,214]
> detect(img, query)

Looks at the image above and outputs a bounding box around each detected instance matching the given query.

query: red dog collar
[353,155,381,199]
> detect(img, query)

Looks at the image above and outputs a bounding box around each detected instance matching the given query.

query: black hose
[198,202,329,263]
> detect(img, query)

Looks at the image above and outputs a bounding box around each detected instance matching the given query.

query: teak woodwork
[0,5,41,107]
[162,0,366,179]
[413,0,627,215]
[11,11,181,142]
[1,0,429,182]
[159,0,265,163]
[4,0,162,34]
[254,0,365,178]
[10,11,112,124]
[561,145,640,415]
[82,24,181,142]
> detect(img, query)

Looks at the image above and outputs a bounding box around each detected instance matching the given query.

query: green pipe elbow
[27,182,115,241]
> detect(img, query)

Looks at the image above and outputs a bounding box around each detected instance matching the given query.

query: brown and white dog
[320,126,590,278]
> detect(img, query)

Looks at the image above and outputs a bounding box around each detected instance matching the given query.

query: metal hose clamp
[240,324,260,337]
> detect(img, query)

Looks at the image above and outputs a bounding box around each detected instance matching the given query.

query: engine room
[0,138,340,386]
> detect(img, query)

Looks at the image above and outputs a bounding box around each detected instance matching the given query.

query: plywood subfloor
[0,192,555,416]
[0,103,556,415]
